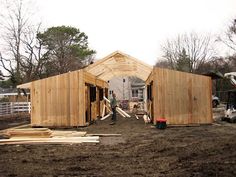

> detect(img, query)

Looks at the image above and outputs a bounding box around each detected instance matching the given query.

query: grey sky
[4,0,236,65]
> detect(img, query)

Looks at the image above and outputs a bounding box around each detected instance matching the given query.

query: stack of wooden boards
[0,128,99,145]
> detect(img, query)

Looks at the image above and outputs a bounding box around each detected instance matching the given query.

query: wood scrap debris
[132,103,145,115]
[117,107,131,117]
[101,112,112,120]
[116,109,126,118]
[143,114,151,124]
[102,96,131,120]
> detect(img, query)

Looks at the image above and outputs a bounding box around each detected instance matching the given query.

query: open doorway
[107,76,146,114]
[146,81,153,121]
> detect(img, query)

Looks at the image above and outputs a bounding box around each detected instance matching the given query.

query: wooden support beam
[117,108,126,118]
[102,104,106,118]
[117,107,131,118]
[84,51,152,81]
[86,134,122,137]
[101,112,112,120]
[103,96,131,118]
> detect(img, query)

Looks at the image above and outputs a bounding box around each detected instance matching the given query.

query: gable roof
[17,51,153,89]
[84,51,152,81]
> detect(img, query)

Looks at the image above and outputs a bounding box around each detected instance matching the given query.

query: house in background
[108,76,145,100]
[130,82,145,101]
[108,76,145,110]
[108,76,130,100]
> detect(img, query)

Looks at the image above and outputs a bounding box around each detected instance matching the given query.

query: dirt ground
[0,113,236,177]
[0,115,30,131]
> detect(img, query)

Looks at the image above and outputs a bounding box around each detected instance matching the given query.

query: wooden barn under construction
[146,67,213,125]
[18,51,213,127]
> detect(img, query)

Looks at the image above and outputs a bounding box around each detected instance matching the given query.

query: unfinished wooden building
[18,51,213,127]
[146,67,213,125]
[18,70,108,127]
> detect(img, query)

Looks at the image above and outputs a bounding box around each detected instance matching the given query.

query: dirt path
[0,115,236,177]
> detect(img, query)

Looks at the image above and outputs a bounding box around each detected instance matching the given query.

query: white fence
[0,102,31,116]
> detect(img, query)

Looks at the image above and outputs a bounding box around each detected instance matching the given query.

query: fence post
[0,102,31,116]
[28,102,31,113]
[10,102,13,114]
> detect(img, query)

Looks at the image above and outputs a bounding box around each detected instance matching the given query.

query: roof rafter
[84,51,152,81]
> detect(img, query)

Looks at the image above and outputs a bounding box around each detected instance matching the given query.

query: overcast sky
[6,0,236,65]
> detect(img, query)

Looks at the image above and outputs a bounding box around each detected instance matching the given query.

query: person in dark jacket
[110,93,117,125]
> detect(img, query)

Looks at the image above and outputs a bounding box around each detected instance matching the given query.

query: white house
[108,76,145,100]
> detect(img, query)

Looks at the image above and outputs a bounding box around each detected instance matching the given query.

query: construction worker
[110,93,117,125]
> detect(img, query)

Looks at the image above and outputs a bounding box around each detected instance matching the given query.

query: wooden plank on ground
[0,136,100,145]
[86,134,122,137]
[117,107,131,117]
[51,131,87,137]
[101,113,112,120]
[117,108,126,117]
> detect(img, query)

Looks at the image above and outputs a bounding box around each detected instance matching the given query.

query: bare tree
[0,0,45,85]
[0,0,26,75]
[161,32,216,73]
[20,23,49,82]
[218,19,236,52]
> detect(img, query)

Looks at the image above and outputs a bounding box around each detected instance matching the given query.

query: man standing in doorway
[110,93,117,125]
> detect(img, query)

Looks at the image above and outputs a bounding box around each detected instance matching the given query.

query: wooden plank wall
[152,68,212,125]
[84,71,108,122]
[30,70,108,127]
[31,71,80,127]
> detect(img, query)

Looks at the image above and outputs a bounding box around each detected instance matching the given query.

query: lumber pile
[6,128,52,138]
[0,126,123,145]
[0,128,99,145]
